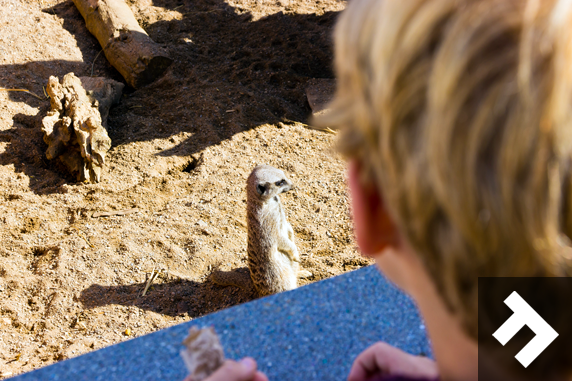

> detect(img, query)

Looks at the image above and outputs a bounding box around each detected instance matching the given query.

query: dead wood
[72,0,172,88]
[42,73,123,183]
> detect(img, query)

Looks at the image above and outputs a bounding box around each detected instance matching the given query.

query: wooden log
[73,0,172,88]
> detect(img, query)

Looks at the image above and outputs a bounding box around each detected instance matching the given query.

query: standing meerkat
[212,165,311,296]
[246,164,303,296]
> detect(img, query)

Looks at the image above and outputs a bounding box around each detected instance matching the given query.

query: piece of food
[180,326,225,381]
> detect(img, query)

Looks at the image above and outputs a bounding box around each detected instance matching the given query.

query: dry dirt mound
[0,0,370,378]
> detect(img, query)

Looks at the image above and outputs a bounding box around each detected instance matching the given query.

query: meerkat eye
[275,179,286,186]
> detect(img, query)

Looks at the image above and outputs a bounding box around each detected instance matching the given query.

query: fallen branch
[72,0,172,88]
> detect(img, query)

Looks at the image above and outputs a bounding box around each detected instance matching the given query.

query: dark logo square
[478,277,572,381]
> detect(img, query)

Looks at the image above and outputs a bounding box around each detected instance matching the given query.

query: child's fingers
[187,357,262,381]
[254,370,270,381]
[216,358,258,381]
[347,342,438,381]
[347,342,392,381]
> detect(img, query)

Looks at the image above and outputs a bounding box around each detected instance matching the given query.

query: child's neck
[379,245,478,381]
[413,285,478,381]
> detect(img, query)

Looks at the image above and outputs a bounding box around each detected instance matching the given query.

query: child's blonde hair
[325,0,572,378]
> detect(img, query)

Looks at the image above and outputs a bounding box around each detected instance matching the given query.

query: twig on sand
[92,208,140,218]
[184,9,223,15]
[142,266,161,296]
[91,49,103,77]
[74,228,94,248]
[281,118,337,134]
[6,353,21,364]
[0,88,46,101]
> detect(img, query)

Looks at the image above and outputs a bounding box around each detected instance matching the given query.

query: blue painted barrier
[10,265,430,381]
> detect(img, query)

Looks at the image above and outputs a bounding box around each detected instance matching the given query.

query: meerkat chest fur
[248,195,290,255]
[246,165,300,296]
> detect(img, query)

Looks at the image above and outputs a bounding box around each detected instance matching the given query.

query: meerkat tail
[211,268,253,291]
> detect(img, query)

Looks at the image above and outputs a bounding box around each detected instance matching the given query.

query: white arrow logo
[492,291,559,367]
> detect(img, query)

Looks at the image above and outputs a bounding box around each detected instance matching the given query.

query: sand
[0,0,372,377]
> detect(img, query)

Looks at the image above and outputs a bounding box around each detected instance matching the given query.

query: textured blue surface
[10,265,431,381]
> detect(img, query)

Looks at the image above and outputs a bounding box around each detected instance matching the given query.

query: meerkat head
[247,165,294,202]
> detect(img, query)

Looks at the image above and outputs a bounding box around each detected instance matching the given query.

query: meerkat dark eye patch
[257,184,267,195]
[275,179,286,186]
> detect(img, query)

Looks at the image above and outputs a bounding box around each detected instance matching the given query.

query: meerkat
[211,165,311,296]
[246,164,303,296]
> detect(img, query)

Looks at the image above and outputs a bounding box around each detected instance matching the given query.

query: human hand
[183,358,268,381]
[347,342,438,381]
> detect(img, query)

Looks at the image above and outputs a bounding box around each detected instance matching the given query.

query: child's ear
[348,160,399,256]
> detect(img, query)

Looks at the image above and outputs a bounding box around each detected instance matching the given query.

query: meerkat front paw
[297,270,312,279]
[287,226,295,241]
[291,246,301,263]
[279,247,300,262]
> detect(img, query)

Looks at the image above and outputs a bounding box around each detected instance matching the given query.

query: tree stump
[73,0,173,88]
[41,73,123,183]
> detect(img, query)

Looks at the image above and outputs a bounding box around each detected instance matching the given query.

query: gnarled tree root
[42,73,123,183]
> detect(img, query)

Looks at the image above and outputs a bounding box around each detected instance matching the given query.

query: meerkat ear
[257,184,267,195]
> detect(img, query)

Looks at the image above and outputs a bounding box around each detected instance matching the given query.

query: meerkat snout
[276,178,293,193]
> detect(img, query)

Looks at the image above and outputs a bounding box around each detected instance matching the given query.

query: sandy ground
[0,0,372,377]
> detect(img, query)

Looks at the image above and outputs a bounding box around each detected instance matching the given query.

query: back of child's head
[325,0,572,379]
